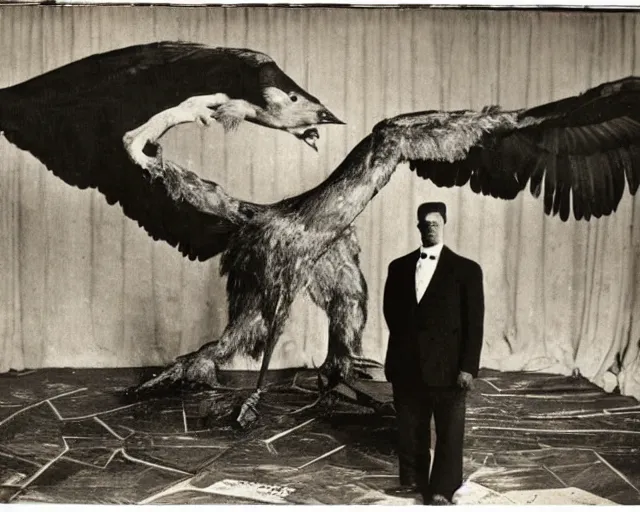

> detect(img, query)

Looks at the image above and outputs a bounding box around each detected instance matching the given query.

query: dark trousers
[392,382,466,502]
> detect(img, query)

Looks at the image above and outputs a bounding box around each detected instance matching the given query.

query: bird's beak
[319,109,345,125]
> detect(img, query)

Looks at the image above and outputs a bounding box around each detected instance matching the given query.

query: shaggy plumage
[1,43,640,406]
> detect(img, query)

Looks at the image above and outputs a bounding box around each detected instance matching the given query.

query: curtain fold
[0,6,638,399]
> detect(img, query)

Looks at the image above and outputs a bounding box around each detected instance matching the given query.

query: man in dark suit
[383,201,484,505]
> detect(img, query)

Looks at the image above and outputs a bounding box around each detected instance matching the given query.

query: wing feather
[543,155,557,215]
[551,155,570,220]
[628,145,640,194]
[570,156,585,221]
[0,41,269,260]
[469,167,482,195]
[375,76,640,221]
[581,155,595,220]
[612,149,629,207]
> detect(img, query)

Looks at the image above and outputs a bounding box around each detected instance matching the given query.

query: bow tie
[420,253,437,260]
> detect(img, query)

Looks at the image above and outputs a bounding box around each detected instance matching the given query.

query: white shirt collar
[419,242,444,258]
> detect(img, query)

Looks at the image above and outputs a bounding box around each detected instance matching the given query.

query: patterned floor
[0,367,638,505]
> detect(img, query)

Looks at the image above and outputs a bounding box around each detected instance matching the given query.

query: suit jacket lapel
[406,249,421,305]
[417,245,452,307]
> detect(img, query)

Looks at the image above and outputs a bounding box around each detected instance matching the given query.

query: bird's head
[256,62,345,151]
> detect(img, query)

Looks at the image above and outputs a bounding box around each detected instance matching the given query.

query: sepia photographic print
[0,2,639,507]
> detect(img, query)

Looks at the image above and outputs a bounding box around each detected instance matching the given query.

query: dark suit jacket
[383,246,485,387]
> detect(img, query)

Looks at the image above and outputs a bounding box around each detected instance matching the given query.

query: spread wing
[0,41,271,260]
[374,77,640,221]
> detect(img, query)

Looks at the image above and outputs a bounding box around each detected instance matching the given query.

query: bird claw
[318,353,384,388]
[351,357,383,381]
[350,355,385,370]
[124,360,186,401]
[195,115,213,127]
[208,101,249,132]
[236,389,263,428]
[317,371,328,394]
[177,94,232,128]
[125,350,221,401]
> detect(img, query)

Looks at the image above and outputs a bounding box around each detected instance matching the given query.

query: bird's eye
[289,94,298,102]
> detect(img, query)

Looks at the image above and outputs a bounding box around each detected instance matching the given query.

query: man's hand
[457,371,474,390]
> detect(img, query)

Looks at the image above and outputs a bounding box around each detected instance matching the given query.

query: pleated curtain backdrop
[0,7,638,399]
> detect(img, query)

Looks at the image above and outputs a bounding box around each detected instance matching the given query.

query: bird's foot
[319,354,384,388]
[181,350,222,388]
[208,100,252,132]
[126,346,221,400]
[350,355,385,380]
[236,389,263,428]
[177,93,232,128]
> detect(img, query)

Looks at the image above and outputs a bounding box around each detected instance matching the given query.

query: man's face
[417,211,445,247]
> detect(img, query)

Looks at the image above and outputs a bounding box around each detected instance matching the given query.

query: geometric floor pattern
[1,367,639,505]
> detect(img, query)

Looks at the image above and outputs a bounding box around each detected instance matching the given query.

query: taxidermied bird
[127,75,640,423]
[0,41,344,176]
[1,40,639,423]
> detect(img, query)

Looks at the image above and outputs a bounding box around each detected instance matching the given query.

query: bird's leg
[122,93,232,171]
[129,325,253,398]
[128,304,273,402]
[236,293,291,428]
[307,232,383,390]
[235,337,274,428]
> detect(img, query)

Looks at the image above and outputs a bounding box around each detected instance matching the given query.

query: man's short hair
[417,202,447,223]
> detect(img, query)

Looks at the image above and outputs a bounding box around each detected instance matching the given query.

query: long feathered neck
[283,132,401,237]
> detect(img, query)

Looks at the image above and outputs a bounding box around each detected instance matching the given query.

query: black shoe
[427,494,452,505]
[387,484,420,496]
